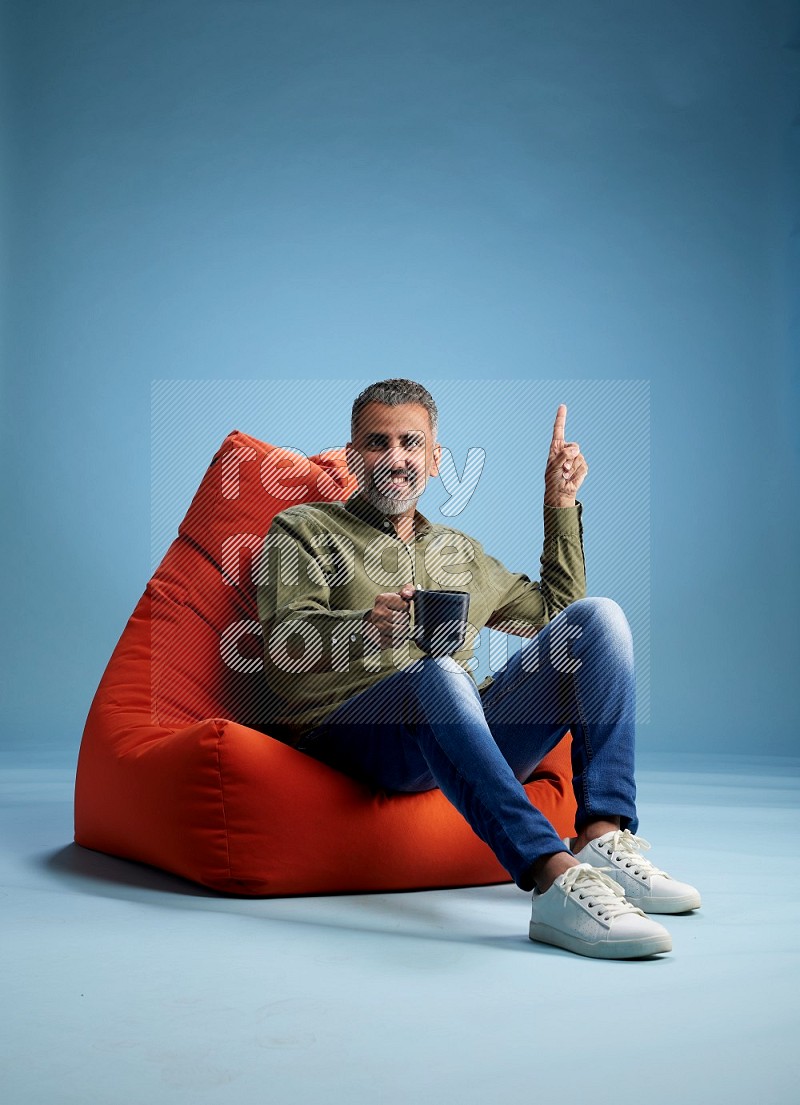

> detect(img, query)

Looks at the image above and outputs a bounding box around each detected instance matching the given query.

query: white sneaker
[528,863,672,959]
[574,830,701,914]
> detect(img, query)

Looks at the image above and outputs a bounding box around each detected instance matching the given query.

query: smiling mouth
[376,469,416,494]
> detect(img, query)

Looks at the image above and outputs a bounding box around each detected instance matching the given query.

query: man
[256,379,700,959]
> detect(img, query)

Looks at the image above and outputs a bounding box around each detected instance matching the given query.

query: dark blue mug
[411,588,470,657]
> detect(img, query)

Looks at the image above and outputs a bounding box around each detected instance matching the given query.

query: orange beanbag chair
[74,429,577,895]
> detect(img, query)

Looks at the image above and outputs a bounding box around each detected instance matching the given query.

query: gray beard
[362,478,423,517]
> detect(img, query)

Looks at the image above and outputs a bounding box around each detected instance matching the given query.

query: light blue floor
[2,752,799,1105]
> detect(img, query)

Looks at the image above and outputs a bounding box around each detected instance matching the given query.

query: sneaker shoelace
[560,864,646,921]
[599,829,668,879]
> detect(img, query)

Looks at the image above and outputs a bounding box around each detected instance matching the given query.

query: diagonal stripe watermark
[151,378,650,723]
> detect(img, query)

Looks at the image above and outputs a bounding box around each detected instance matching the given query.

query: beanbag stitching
[212,720,233,879]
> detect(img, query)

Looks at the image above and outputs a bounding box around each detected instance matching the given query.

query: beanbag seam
[212,719,233,880]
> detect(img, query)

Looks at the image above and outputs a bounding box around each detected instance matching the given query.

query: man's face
[346,402,441,517]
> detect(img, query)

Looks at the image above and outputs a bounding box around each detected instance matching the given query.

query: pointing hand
[544,404,588,508]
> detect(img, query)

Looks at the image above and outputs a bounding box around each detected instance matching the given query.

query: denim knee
[562,597,633,662]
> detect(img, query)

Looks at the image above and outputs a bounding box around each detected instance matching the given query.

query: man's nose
[382,446,412,469]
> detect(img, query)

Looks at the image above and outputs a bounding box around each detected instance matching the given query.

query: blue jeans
[297,597,638,890]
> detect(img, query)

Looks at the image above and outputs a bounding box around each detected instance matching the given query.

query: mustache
[368,465,425,498]
[372,465,417,482]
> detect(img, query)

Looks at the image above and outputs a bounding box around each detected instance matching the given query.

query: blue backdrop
[2,0,798,763]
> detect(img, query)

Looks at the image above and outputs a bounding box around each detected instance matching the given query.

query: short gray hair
[351,379,438,441]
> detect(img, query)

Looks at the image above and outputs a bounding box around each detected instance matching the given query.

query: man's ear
[429,442,442,478]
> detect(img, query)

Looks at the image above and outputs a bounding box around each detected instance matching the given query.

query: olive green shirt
[256,491,586,744]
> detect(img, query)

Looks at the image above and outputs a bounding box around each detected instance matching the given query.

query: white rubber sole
[529,921,672,960]
[634,889,702,914]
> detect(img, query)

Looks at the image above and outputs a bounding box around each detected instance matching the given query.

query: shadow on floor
[40,844,678,965]
[45,843,233,899]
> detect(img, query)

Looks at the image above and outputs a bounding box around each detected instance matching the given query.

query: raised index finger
[551,404,567,445]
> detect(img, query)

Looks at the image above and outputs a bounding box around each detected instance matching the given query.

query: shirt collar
[344,490,433,538]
